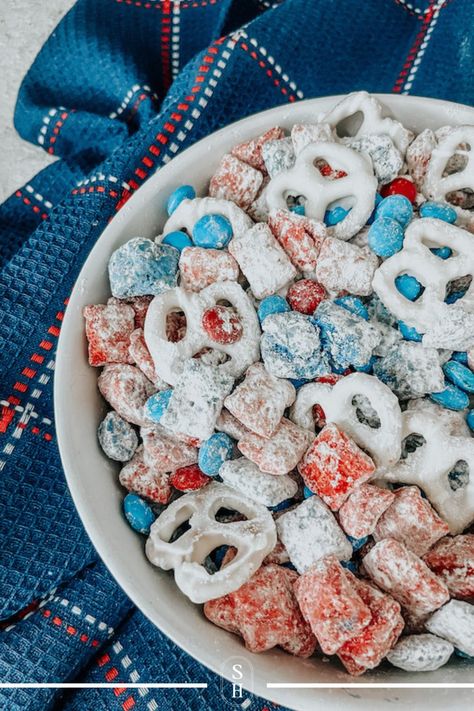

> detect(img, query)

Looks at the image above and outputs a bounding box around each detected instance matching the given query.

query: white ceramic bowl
[55,95,474,710]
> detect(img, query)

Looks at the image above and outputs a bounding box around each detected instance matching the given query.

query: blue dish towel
[0,1,472,708]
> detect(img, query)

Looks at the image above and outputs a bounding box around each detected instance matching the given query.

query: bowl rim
[55,93,474,710]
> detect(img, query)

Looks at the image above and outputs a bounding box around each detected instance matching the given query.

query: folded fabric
[0,0,472,708]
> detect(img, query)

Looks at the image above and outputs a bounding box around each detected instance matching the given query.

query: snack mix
[85,92,474,675]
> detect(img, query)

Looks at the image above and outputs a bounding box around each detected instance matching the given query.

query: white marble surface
[0,0,75,202]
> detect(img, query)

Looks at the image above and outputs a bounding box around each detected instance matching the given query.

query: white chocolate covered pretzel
[265,141,377,240]
[289,372,402,469]
[146,482,276,603]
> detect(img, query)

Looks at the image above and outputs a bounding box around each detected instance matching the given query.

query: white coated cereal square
[426,600,474,657]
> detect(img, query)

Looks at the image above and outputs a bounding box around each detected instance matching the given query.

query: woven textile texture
[0,0,473,709]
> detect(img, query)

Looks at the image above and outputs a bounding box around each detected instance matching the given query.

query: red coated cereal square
[363,539,450,616]
[209,154,263,210]
[179,247,239,292]
[373,486,450,557]
[337,577,404,676]
[141,425,198,474]
[84,303,135,367]
[338,484,395,539]
[238,418,312,475]
[299,423,375,511]
[231,126,285,172]
[268,208,326,274]
[119,446,171,504]
[424,534,474,600]
[128,328,157,384]
[294,556,371,655]
[204,563,317,657]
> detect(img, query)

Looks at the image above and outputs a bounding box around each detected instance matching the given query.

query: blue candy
[192,213,233,249]
[161,230,193,252]
[211,545,229,569]
[257,294,290,323]
[431,246,452,259]
[443,360,474,393]
[123,493,155,534]
[324,205,350,226]
[376,194,413,227]
[368,217,404,258]
[166,185,196,216]
[289,377,311,390]
[334,295,369,321]
[395,274,423,301]
[98,411,138,462]
[398,320,423,342]
[366,192,383,225]
[341,560,359,574]
[198,432,234,476]
[270,498,295,512]
[290,204,305,216]
[354,354,378,374]
[446,290,465,304]
[108,237,179,298]
[347,535,369,552]
[452,351,468,364]
[466,409,474,432]
[144,389,173,422]
[430,382,470,411]
[419,201,457,223]
[303,486,314,499]
[455,648,474,660]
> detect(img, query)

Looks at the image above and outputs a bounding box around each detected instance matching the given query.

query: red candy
[231,126,285,173]
[299,423,376,511]
[294,557,372,655]
[204,562,317,656]
[169,464,211,492]
[363,539,450,616]
[98,364,155,426]
[424,534,474,600]
[380,177,417,203]
[84,302,135,367]
[119,446,171,504]
[339,483,395,539]
[373,486,450,557]
[202,305,243,344]
[287,279,326,315]
[337,576,404,676]
[268,208,326,273]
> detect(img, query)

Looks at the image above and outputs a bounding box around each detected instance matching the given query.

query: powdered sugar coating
[141,424,198,473]
[423,534,474,599]
[426,600,474,656]
[276,496,352,573]
[339,484,395,539]
[268,208,326,274]
[179,247,239,292]
[98,364,155,427]
[238,417,312,476]
[316,237,378,296]
[346,133,403,185]
[373,341,445,399]
[386,633,453,672]
[84,302,135,367]
[219,457,298,506]
[98,411,138,462]
[209,153,263,210]
[119,446,171,504]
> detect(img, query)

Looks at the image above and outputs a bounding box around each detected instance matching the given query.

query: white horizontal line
[268,683,474,689]
[0,683,208,689]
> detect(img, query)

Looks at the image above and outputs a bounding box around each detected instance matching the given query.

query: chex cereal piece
[276,496,352,573]
[108,238,179,298]
[406,128,437,191]
[268,208,326,274]
[386,633,453,672]
[260,311,330,380]
[423,534,474,599]
[128,328,164,386]
[347,134,403,185]
[204,562,317,656]
[299,424,375,511]
[373,342,445,399]
[373,486,450,557]
[314,300,381,371]
[363,539,449,616]
[291,122,334,155]
[209,153,263,210]
[294,556,372,655]
[262,137,296,178]
[179,247,239,292]
[426,600,474,657]
[215,408,252,441]
[315,238,378,296]
[98,364,155,427]
[160,360,234,441]
[141,425,198,473]
[231,126,285,172]
[229,223,297,299]
[225,362,296,438]
[337,576,404,675]
[263,539,290,565]
[339,484,395,539]
[108,295,153,330]
[219,458,298,507]
[84,302,135,367]
[98,411,138,462]
[119,446,171,504]
[238,417,312,476]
